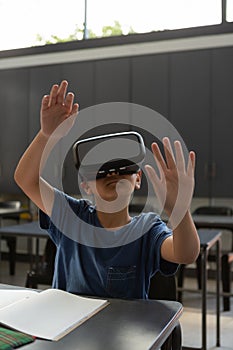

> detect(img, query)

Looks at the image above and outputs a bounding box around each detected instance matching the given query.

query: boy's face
[82,171,142,210]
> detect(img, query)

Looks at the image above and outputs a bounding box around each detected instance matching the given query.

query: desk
[181,229,222,350]
[0,207,32,274]
[0,284,182,350]
[0,221,48,270]
[0,208,30,226]
[193,214,233,311]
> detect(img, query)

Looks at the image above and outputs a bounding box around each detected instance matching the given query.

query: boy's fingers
[48,84,59,107]
[71,103,79,115]
[41,95,50,109]
[56,80,68,105]
[174,141,185,173]
[151,142,167,172]
[163,137,175,169]
[187,151,196,176]
[64,92,74,110]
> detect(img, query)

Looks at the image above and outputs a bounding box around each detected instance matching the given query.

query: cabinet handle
[204,162,209,180]
[211,162,216,178]
[204,162,216,180]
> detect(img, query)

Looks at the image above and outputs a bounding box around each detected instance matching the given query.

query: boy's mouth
[106,179,119,186]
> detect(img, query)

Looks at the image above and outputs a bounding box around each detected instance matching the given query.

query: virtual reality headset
[73,131,145,181]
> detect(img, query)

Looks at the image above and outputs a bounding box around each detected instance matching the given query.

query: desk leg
[201,248,207,350]
[216,240,221,347]
[0,235,2,277]
[27,237,33,270]
[35,238,40,269]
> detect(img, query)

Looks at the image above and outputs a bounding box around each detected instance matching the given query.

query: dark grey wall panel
[94,58,130,104]
[169,50,211,197]
[0,68,29,194]
[211,47,233,197]
[28,65,62,142]
[131,54,169,118]
[61,61,95,194]
[61,61,95,110]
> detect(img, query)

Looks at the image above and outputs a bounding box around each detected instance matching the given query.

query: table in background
[181,229,222,350]
[0,221,48,271]
[0,283,182,350]
[0,208,30,226]
[193,214,233,311]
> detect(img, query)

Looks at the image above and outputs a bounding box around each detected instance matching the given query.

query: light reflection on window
[86,0,222,38]
[0,0,228,52]
[227,0,233,21]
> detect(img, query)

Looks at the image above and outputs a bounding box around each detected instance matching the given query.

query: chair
[149,272,182,350]
[177,206,233,311]
[0,201,22,275]
[25,238,56,288]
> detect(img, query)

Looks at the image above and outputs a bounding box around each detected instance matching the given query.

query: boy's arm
[145,138,200,264]
[14,80,79,216]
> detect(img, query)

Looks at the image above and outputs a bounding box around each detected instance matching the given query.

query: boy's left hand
[145,137,195,227]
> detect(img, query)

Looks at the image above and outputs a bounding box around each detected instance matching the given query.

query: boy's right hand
[40,80,79,138]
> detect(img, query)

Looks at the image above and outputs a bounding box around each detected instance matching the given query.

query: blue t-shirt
[40,189,178,299]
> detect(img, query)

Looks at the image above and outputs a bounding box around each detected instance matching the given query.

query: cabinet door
[61,61,94,110]
[95,57,130,104]
[61,61,95,194]
[169,50,211,197]
[131,54,169,118]
[0,68,29,194]
[29,65,62,189]
[211,47,233,198]
[28,65,62,141]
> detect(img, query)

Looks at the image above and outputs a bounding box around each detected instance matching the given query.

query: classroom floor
[0,260,232,350]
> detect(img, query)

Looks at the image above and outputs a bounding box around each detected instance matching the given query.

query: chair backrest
[193,206,233,216]
[43,238,56,275]
[149,272,177,301]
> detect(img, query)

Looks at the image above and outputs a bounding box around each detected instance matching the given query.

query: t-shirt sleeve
[39,189,83,245]
[39,208,62,246]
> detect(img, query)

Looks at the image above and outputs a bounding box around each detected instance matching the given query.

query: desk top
[0,208,29,217]
[0,221,47,238]
[193,215,233,230]
[0,284,182,350]
[197,229,222,250]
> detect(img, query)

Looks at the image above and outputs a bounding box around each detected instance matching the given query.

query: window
[227,0,233,21]
[0,0,84,50]
[86,0,222,37]
[0,0,228,52]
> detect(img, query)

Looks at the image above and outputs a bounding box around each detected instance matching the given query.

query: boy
[14,80,200,298]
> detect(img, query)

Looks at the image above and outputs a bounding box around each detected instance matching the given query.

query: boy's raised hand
[145,137,196,228]
[40,80,79,138]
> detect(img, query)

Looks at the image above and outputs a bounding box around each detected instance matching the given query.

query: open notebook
[0,288,108,341]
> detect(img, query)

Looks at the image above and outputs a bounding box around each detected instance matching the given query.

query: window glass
[86,0,222,38]
[0,0,224,51]
[227,0,233,21]
[0,0,84,51]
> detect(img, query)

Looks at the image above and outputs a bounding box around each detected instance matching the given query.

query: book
[0,288,108,341]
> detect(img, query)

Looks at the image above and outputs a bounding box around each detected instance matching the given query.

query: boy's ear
[135,170,142,190]
[81,181,92,195]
